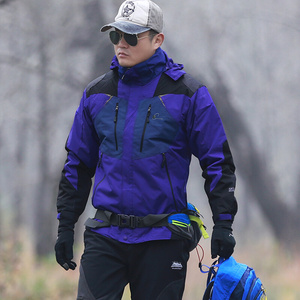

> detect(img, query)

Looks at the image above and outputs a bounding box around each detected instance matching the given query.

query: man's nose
[118,35,129,47]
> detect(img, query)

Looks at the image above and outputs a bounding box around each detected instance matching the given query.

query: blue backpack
[202,256,267,300]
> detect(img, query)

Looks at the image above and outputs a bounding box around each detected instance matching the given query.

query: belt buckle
[118,214,136,228]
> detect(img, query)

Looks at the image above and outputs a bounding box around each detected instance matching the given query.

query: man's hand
[55,229,77,271]
[211,221,236,259]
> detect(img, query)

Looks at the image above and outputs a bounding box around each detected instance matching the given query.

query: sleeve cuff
[217,214,233,221]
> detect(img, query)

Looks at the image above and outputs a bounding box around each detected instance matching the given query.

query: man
[55,0,238,299]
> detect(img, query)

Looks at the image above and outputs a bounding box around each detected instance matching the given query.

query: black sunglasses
[109,31,152,47]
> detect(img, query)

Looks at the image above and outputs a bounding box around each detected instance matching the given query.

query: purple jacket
[57,48,237,243]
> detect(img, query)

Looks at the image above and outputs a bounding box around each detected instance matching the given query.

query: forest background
[0,0,299,299]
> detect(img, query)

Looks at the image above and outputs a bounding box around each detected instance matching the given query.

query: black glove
[211,221,236,259]
[55,229,77,271]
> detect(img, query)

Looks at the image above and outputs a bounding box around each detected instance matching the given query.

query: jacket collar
[110,48,185,85]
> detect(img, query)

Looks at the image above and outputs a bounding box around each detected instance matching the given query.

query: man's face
[113,30,163,67]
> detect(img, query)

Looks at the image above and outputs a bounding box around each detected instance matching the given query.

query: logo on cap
[122,1,135,18]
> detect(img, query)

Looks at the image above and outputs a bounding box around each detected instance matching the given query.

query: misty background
[0,0,299,299]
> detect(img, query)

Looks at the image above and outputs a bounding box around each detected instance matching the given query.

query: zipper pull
[114,103,119,123]
[146,104,151,123]
[139,104,152,153]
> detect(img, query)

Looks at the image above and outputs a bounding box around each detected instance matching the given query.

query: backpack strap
[206,260,220,284]
[202,259,222,300]
[202,280,214,300]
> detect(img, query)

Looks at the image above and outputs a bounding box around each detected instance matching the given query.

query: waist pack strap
[85,209,171,229]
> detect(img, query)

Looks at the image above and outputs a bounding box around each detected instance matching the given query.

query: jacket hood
[110,48,186,85]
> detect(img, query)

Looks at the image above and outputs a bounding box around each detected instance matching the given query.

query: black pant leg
[77,230,128,300]
[128,239,190,300]
[77,230,190,300]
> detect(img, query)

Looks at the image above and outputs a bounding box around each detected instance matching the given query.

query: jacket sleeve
[186,86,238,223]
[56,90,100,230]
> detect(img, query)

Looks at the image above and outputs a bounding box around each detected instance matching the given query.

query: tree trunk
[210,70,300,246]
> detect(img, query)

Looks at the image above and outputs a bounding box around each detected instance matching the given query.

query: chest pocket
[133,96,180,159]
[94,96,127,158]
[94,96,179,159]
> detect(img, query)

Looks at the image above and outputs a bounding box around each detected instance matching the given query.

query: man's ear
[153,33,164,49]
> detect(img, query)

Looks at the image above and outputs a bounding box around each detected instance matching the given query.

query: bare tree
[1,0,300,258]
[210,69,300,246]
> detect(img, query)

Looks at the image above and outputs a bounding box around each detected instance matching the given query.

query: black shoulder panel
[154,73,203,98]
[86,70,118,98]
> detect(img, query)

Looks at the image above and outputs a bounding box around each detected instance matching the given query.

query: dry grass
[0,233,78,300]
[0,234,299,300]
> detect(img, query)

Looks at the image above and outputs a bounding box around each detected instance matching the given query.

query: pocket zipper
[162,153,178,211]
[97,153,103,168]
[140,104,151,152]
[114,103,119,151]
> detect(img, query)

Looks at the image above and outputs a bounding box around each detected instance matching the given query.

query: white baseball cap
[101,0,163,34]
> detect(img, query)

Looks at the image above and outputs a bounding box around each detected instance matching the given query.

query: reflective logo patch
[171,261,183,270]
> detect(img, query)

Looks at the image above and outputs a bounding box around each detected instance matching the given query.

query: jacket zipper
[140,104,151,152]
[114,103,119,151]
[162,153,178,211]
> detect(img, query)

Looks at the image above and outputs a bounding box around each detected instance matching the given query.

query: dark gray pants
[77,230,190,300]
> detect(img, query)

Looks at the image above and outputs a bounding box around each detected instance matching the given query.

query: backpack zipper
[246,277,258,300]
[162,153,178,211]
[114,103,119,151]
[253,283,266,300]
[140,104,151,152]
